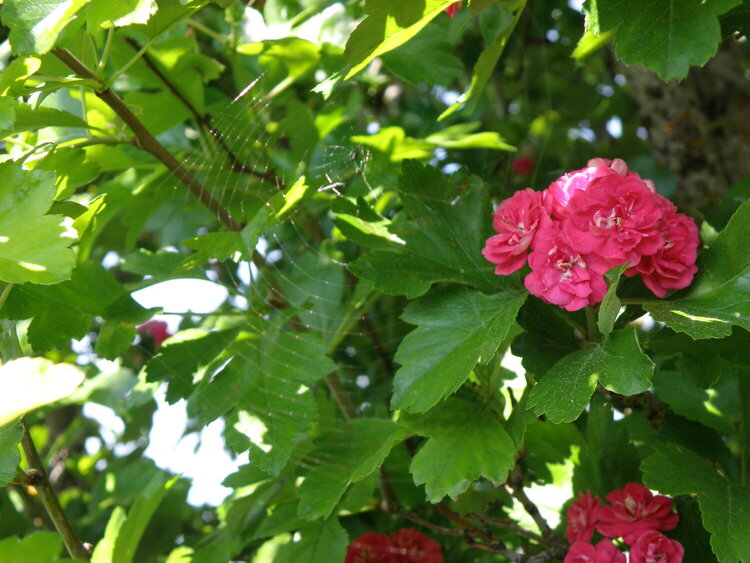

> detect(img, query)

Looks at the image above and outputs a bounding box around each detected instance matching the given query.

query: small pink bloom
[629,531,684,563]
[595,483,679,545]
[391,528,443,562]
[566,491,601,544]
[626,202,699,297]
[137,320,171,349]
[445,2,462,18]
[564,539,626,563]
[546,158,654,218]
[346,532,398,563]
[563,175,665,268]
[512,156,535,176]
[524,220,609,311]
[482,188,546,275]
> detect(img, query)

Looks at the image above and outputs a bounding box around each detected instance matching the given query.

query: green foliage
[0,0,748,561]
[0,162,76,284]
[401,398,516,502]
[645,200,750,338]
[297,419,407,519]
[642,443,750,562]
[0,422,22,487]
[392,287,526,413]
[0,358,84,426]
[528,327,653,423]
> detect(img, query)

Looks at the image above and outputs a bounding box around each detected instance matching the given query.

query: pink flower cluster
[345,528,443,563]
[482,158,699,311]
[564,484,683,563]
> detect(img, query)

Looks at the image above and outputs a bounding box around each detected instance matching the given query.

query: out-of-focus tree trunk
[624,41,750,209]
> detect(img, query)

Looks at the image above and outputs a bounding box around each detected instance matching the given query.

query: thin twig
[20,421,90,560]
[465,512,545,543]
[53,48,242,232]
[123,38,276,183]
[507,467,566,556]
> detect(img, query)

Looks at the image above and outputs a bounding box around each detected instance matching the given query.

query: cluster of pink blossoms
[482,158,700,311]
[345,528,443,563]
[564,483,683,563]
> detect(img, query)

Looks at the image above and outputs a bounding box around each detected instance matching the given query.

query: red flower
[482,188,547,275]
[564,539,625,563]
[625,201,699,297]
[346,529,443,563]
[137,320,171,349]
[445,2,462,18]
[595,483,679,545]
[524,219,609,312]
[565,491,601,544]
[512,156,535,176]
[391,528,443,562]
[563,175,665,268]
[346,532,398,563]
[629,530,684,563]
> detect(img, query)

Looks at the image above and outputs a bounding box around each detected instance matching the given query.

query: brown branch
[465,513,545,544]
[20,421,91,560]
[507,468,566,556]
[53,48,242,232]
[123,38,276,183]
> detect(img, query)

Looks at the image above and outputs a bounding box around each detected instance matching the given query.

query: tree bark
[624,40,750,209]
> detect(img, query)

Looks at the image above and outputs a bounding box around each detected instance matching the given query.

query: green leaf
[381,20,464,86]
[10,104,89,132]
[95,321,137,361]
[0,57,41,96]
[597,264,627,336]
[92,473,177,563]
[528,328,653,423]
[297,419,406,519]
[143,328,239,403]
[343,0,456,80]
[0,532,62,562]
[230,330,335,475]
[1,262,151,352]
[439,2,521,120]
[348,161,499,298]
[642,442,750,562]
[401,398,516,502]
[600,0,721,80]
[645,200,750,339]
[0,97,16,130]
[86,0,157,28]
[392,287,526,413]
[0,422,23,487]
[0,358,84,426]
[0,161,77,284]
[2,0,89,54]
[274,518,348,563]
[653,370,739,435]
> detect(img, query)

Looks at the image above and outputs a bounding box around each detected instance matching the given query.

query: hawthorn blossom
[595,483,679,545]
[564,539,625,563]
[345,529,443,563]
[137,320,171,349]
[565,491,601,544]
[512,156,535,176]
[626,202,699,297]
[390,528,443,563]
[346,532,398,563]
[546,158,655,219]
[563,175,665,268]
[629,530,684,563]
[524,220,608,311]
[445,2,462,18]
[482,188,547,275]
